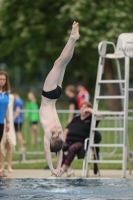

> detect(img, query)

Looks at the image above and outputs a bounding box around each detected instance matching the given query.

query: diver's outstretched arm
[56,150,63,172]
[44,134,61,176]
[44,135,54,173]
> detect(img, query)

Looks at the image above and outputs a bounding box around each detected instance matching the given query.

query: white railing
[14,109,133,162]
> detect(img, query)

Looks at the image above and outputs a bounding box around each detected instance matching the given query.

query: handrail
[122,42,133,58]
[84,138,90,150]
[98,41,116,58]
[20,109,80,114]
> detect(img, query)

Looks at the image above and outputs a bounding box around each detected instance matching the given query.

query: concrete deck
[2,169,133,179]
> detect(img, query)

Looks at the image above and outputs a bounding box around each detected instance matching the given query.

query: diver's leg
[43,21,80,91]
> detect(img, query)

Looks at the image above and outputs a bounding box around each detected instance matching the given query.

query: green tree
[0,0,133,107]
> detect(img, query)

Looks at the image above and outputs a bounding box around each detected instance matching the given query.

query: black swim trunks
[42,85,62,100]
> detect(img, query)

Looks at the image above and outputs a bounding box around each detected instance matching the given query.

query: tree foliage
[0,0,133,96]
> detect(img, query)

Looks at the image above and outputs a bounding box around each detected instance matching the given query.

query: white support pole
[115,59,124,108]
[122,56,130,178]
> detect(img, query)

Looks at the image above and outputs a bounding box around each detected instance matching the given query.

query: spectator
[60,101,102,177]
[0,94,16,173]
[12,90,26,152]
[0,71,10,177]
[65,85,78,123]
[76,82,90,109]
[26,91,41,144]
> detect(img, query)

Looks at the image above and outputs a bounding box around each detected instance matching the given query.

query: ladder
[83,33,133,178]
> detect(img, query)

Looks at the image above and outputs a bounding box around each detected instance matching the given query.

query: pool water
[0,178,133,200]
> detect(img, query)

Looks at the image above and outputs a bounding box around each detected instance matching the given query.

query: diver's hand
[51,168,60,177]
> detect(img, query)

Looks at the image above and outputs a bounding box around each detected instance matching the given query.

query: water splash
[0,178,133,200]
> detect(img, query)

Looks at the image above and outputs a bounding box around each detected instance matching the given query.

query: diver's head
[50,131,63,153]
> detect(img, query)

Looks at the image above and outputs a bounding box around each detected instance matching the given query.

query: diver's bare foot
[71,21,80,40]
[8,167,14,173]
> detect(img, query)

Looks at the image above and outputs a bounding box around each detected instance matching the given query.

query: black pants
[0,124,4,143]
[62,142,84,166]
[93,147,100,174]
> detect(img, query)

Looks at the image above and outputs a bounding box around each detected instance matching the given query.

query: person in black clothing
[65,85,78,123]
[61,101,102,176]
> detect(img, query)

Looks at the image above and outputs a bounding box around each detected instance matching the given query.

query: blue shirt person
[0,92,9,124]
[14,97,24,124]
[11,90,26,152]
[0,71,10,178]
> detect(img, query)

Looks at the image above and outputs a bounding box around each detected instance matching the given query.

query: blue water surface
[0,178,133,200]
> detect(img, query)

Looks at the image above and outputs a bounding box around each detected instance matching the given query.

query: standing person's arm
[64,117,76,142]
[25,102,30,119]
[67,102,76,123]
[83,92,89,102]
[84,107,102,118]
[6,106,10,132]
[63,128,69,143]
[14,106,21,120]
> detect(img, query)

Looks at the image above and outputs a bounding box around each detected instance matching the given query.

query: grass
[11,157,125,170]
